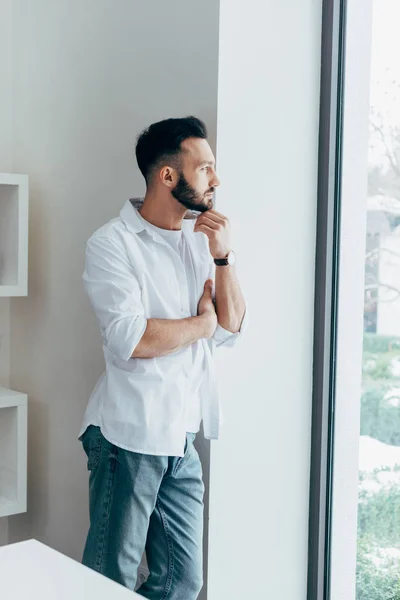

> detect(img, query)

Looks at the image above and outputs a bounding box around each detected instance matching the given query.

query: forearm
[215,266,246,333]
[132,315,212,359]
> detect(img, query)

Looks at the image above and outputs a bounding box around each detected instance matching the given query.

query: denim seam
[94,445,117,573]
[157,499,175,600]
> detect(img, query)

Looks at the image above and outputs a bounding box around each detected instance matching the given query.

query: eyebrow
[198,160,215,168]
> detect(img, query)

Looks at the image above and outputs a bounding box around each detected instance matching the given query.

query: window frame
[307,1,347,598]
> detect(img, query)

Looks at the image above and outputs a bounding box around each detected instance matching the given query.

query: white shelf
[0,173,29,297]
[0,387,27,518]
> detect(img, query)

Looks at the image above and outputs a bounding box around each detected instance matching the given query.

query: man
[79,116,246,599]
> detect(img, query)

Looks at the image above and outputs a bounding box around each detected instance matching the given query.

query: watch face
[227,251,236,266]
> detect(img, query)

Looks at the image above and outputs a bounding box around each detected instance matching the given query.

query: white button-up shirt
[79,199,247,457]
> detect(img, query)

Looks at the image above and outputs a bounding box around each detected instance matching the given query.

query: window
[308,1,400,599]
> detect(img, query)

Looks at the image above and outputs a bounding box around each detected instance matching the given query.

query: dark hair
[135,116,208,183]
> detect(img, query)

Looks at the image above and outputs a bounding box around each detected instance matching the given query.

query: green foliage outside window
[357,334,400,600]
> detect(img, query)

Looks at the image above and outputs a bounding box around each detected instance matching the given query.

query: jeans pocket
[81,426,102,471]
[173,433,196,476]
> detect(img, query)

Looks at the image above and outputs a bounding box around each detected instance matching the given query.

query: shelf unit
[0,173,29,297]
[0,387,27,518]
[0,172,29,518]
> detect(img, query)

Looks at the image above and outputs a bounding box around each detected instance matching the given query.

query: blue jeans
[80,426,204,599]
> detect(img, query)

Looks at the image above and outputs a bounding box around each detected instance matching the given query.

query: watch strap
[214,256,230,266]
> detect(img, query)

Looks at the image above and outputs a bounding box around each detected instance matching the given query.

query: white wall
[4,3,219,595]
[207,1,321,598]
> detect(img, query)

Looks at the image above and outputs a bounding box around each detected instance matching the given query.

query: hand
[194,209,231,259]
[198,279,218,339]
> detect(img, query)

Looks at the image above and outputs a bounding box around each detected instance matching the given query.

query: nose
[211,171,220,188]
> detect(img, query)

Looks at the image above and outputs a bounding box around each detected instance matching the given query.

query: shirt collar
[120,198,147,234]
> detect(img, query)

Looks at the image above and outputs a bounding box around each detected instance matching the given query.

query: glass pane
[358,1,400,598]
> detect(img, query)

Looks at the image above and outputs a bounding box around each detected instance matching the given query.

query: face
[171,138,220,213]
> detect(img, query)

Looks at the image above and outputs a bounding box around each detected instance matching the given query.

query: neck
[139,188,186,231]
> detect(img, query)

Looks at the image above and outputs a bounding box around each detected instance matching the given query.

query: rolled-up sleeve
[83,235,147,361]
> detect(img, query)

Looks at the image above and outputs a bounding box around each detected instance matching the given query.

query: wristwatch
[214,250,236,267]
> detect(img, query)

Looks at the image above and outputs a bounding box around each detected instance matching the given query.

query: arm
[135,279,217,357]
[83,235,217,360]
[133,314,213,358]
[214,264,246,333]
[194,209,246,334]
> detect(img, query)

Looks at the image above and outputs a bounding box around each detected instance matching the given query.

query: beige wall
[0,0,13,393]
[0,0,13,547]
[1,1,322,597]
[4,6,219,596]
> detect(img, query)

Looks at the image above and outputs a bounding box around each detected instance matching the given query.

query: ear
[159,166,177,189]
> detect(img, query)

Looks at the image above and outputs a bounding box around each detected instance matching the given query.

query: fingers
[202,279,213,297]
[196,211,228,229]
[195,223,215,236]
[202,210,228,224]
[195,216,220,230]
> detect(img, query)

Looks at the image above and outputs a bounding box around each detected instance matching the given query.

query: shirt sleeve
[208,261,248,349]
[83,234,147,361]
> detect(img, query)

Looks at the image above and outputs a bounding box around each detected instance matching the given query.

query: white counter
[0,539,141,599]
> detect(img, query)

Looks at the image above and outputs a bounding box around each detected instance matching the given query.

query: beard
[171,173,214,213]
